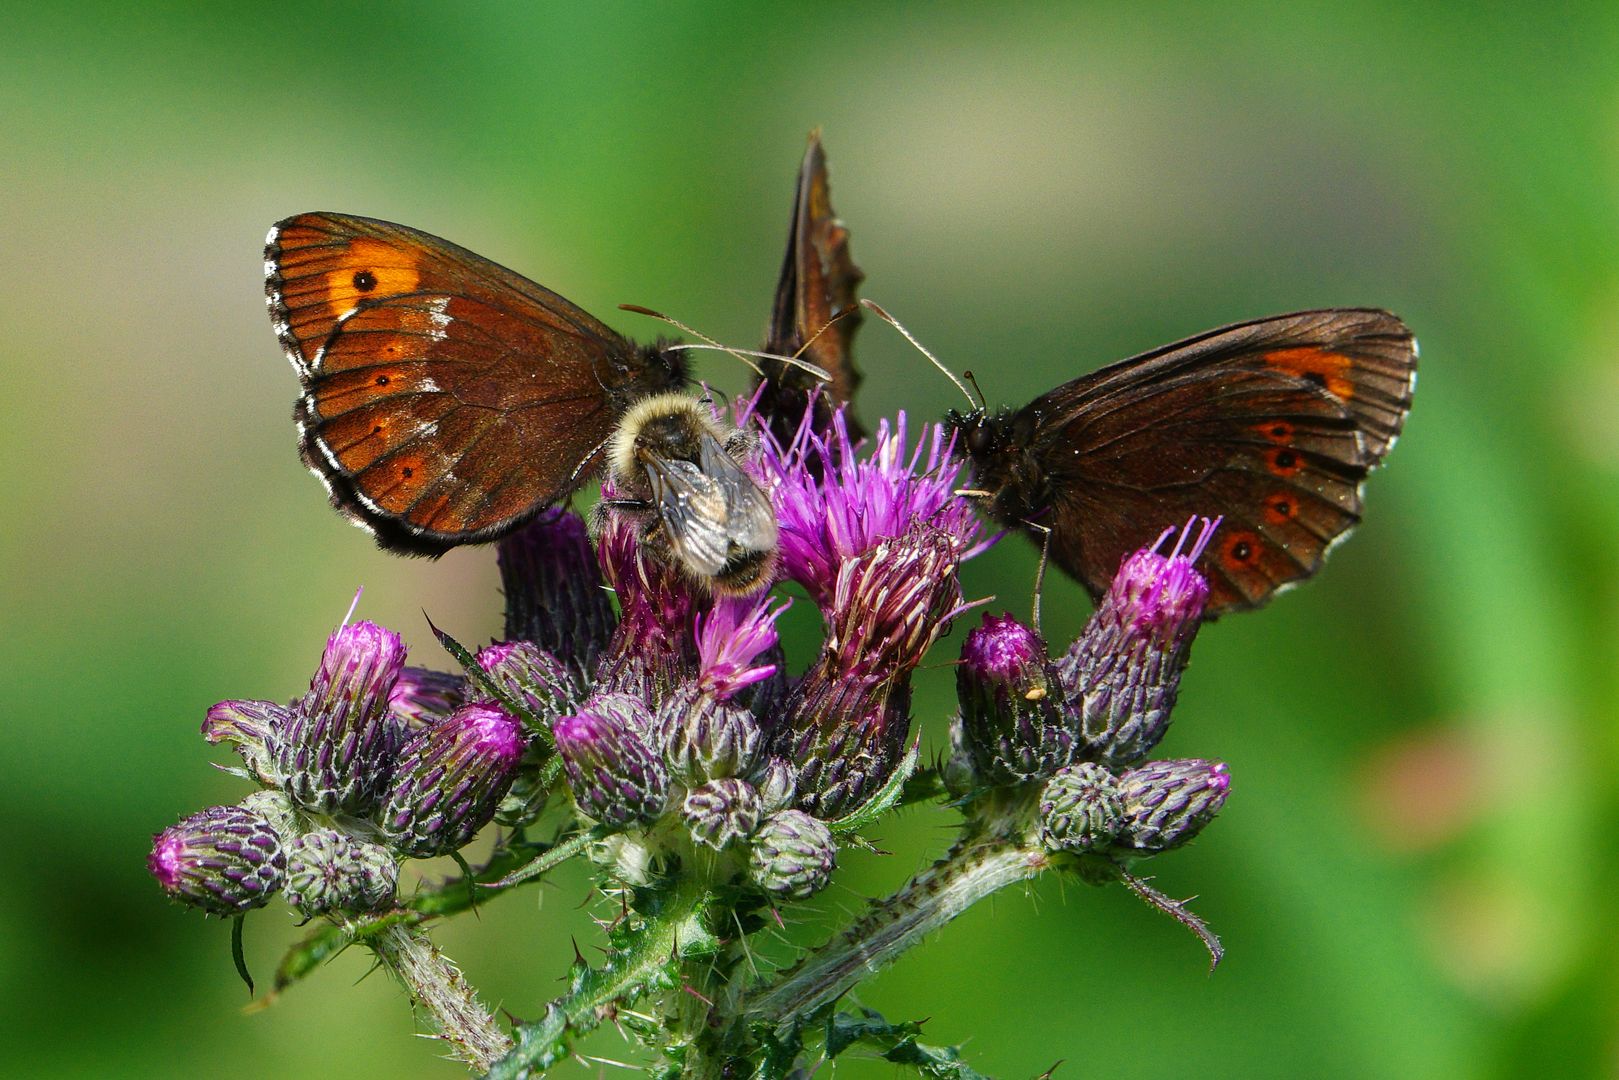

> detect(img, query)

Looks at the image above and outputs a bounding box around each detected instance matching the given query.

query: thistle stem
[371,924,512,1071]
[744,833,1050,1025]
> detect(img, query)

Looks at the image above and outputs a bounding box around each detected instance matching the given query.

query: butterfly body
[265,212,689,555]
[950,308,1417,615]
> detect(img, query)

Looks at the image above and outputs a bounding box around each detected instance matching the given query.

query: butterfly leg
[1020,518,1054,636]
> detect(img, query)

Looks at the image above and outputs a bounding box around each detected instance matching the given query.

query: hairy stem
[744,833,1050,1025]
[372,924,513,1071]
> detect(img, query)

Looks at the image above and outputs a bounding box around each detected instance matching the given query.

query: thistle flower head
[760,408,982,607]
[682,778,763,850]
[1038,762,1125,853]
[378,703,525,858]
[1058,518,1218,768]
[957,612,1073,785]
[149,804,285,916]
[497,507,617,678]
[655,683,764,786]
[695,595,789,699]
[476,640,578,730]
[278,619,407,814]
[778,525,971,819]
[1105,517,1217,645]
[553,694,668,829]
[749,809,837,900]
[1116,758,1231,854]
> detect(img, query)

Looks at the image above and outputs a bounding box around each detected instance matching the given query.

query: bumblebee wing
[698,434,778,554]
[644,456,735,578]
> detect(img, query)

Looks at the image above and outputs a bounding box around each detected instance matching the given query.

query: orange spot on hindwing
[1222,530,1261,570]
[1266,446,1304,477]
[1263,492,1298,524]
[1263,347,1355,400]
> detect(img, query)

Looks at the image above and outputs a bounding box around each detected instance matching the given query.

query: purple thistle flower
[957,612,1074,785]
[1058,518,1217,767]
[695,595,789,699]
[778,526,971,819]
[553,694,669,829]
[759,408,983,607]
[278,620,407,815]
[476,640,579,730]
[149,804,286,916]
[497,507,617,679]
[1115,758,1231,853]
[593,494,708,699]
[388,667,467,731]
[378,703,526,859]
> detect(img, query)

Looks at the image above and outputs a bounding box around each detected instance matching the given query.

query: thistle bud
[378,703,525,858]
[278,620,406,814]
[283,829,398,914]
[202,698,289,787]
[1038,763,1124,853]
[1116,759,1230,854]
[553,694,668,828]
[476,640,578,729]
[682,778,763,850]
[755,757,799,816]
[497,507,617,679]
[1058,519,1215,767]
[748,810,837,900]
[388,666,467,731]
[148,805,285,916]
[656,684,764,786]
[957,613,1073,785]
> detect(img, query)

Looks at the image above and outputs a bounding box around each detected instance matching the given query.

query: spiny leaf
[829,737,921,835]
[231,914,254,996]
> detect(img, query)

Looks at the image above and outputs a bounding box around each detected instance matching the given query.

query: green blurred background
[5,3,1617,1076]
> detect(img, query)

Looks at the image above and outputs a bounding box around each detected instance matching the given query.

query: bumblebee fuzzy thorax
[608,393,729,487]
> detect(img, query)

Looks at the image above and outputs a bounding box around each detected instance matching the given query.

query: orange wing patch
[1263,348,1354,400]
[323,238,421,311]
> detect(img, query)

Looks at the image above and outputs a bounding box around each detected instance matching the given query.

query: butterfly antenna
[620,305,832,383]
[961,368,989,412]
[791,306,860,360]
[860,299,977,411]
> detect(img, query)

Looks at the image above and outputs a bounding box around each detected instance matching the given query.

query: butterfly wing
[265,212,683,553]
[1014,308,1416,614]
[756,132,866,440]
